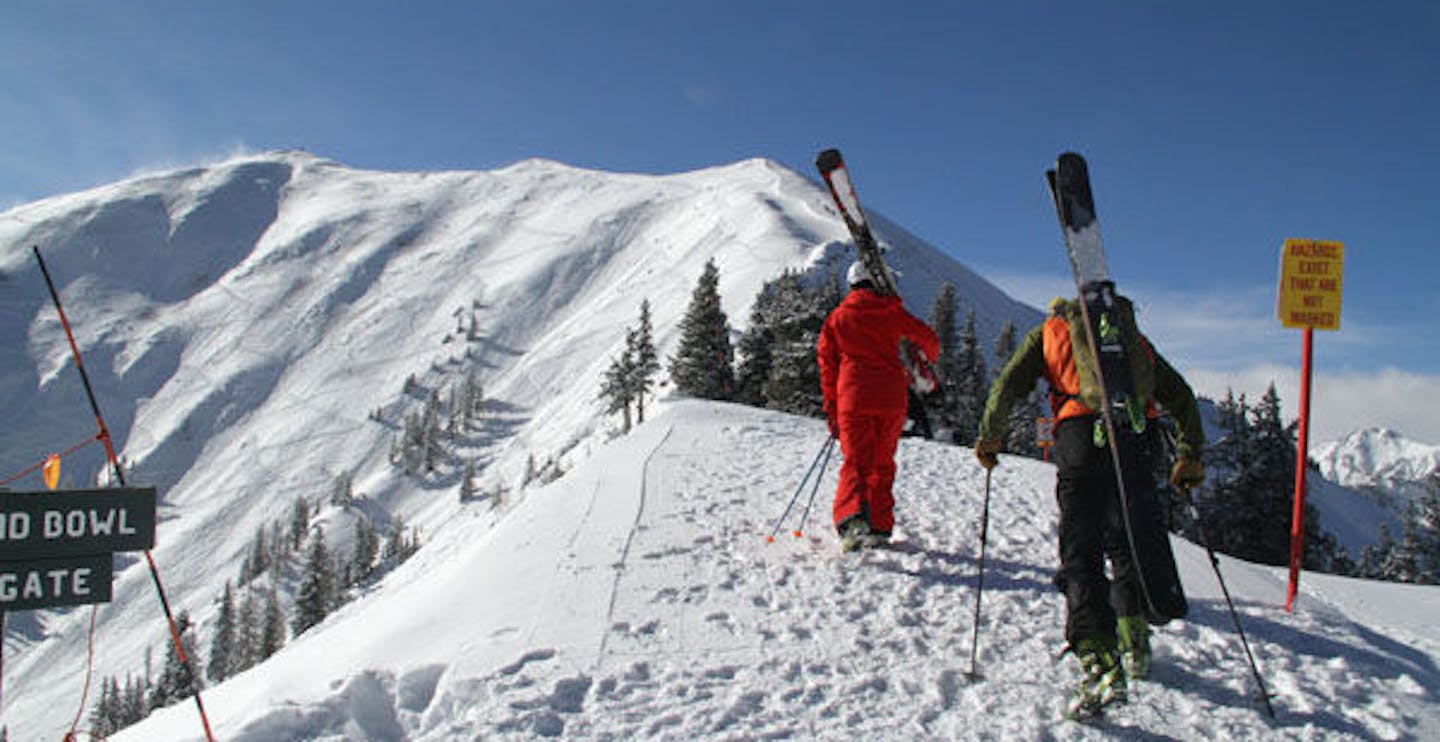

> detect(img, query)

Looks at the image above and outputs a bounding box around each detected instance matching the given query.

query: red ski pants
[832,409,907,533]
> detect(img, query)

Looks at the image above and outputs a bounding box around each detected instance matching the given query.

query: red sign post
[1276,238,1344,611]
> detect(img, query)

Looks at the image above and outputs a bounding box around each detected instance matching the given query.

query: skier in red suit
[817,261,940,550]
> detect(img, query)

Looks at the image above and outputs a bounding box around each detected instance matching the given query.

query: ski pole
[793,436,837,537]
[1180,484,1277,718]
[965,467,993,680]
[767,435,836,542]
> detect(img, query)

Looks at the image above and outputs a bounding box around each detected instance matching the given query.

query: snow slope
[114,400,1440,741]
[0,152,1040,739]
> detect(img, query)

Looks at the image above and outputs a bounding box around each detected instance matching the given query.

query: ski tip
[792,530,803,538]
[1056,152,1090,178]
[816,148,843,172]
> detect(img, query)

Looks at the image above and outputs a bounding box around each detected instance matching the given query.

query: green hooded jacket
[978,298,1205,462]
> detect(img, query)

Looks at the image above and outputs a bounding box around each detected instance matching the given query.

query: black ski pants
[1051,414,1156,645]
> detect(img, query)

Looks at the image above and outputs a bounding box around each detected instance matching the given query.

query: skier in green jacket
[975,295,1205,719]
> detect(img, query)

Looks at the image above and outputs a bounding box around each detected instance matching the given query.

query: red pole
[1286,327,1314,612]
[33,246,218,741]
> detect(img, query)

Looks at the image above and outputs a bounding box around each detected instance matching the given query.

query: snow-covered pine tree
[90,675,121,736]
[1421,487,1440,582]
[206,581,237,683]
[599,335,637,433]
[461,369,484,428]
[260,588,286,660]
[150,611,200,710]
[292,526,335,637]
[929,283,961,433]
[289,496,310,552]
[668,258,734,400]
[239,523,269,585]
[234,588,261,673]
[353,516,380,584]
[458,460,479,503]
[951,309,987,446]
[756,270,833,417]
[631,299,660,423]
[330,472,354,508]
[734,295,774,407]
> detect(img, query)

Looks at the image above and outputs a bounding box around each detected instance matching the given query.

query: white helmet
[846,260,872,287]
[847,260,892,289]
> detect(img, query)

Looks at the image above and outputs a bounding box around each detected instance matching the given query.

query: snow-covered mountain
[0,151,1042,740]
[1316,428,1440,505]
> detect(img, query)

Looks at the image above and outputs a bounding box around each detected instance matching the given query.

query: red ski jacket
[818,289,940,416]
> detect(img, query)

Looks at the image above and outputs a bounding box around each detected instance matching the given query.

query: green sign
[0,553,114,610]
[0,487,156,560]
[0,487,155,609]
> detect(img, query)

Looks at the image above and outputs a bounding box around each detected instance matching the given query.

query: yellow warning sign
[1277,239,1344,330]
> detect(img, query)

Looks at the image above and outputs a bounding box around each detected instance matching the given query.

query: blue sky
[3,1,1437,442]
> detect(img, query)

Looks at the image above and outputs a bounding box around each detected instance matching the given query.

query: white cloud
[1187,366,1440,447]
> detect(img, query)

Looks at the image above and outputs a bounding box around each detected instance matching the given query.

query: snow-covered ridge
[0,151,1040,739]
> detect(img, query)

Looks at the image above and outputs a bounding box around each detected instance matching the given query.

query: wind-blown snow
[1,153,1435,740]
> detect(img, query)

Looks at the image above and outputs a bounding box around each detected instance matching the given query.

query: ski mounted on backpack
[815,148,940,399]
[1045,152,1188,624]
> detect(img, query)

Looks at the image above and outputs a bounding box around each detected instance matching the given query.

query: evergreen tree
[1420,487,1440,583]
[951,310,988,446]
[458,461,479,503]
[993,321,1017,362]
[668,258,735,400]
[460,369,485,428]
[756,270,833,417]
[234,588,261,674]
[240,523,269,585]
[206,581,237,683]
[599,337,636,433]
[260,588,286,660]
[631,299,660,423]
[150,611,200,710]
[330,473,354,508]
[352,516,380,584]
[929,283,961,432]
[292,526,336,636]
[734,295,775,407]
[422,391,444,473]
[289,496,310,552]
[90,675,121,736]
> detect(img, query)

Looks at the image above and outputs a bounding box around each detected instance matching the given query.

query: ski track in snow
[130,402,1437,742]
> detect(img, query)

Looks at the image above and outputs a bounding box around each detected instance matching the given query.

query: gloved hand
[825,404,839,438]
[975,438,1003,470]
[1170,457,1204,490]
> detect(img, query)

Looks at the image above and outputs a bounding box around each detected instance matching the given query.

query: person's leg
[863,409,908,535]
[832,411,874,529]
